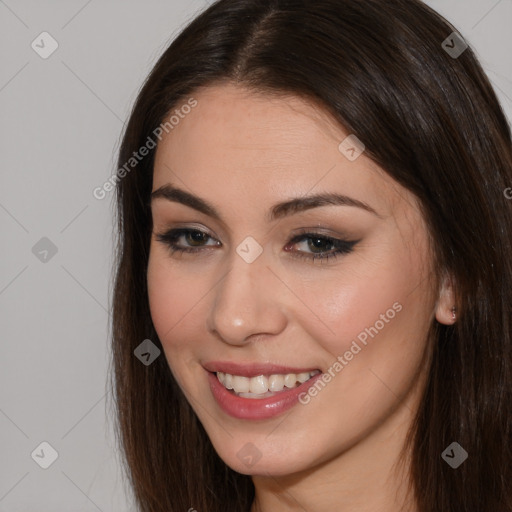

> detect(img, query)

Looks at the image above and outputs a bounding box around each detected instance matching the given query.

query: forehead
[152,83,414,220]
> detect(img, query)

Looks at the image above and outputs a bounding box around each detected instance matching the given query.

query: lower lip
[207,371,323,420]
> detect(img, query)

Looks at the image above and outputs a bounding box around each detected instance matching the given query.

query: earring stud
[451,306,456,321]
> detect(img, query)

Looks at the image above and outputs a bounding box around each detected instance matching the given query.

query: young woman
[110,1,512,510]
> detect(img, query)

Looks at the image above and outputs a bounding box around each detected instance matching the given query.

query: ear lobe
[435,273,457,325]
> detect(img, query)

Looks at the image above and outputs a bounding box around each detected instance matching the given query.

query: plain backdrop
[1,0,511,510]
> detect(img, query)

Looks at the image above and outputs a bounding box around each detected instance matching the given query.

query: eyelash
[155,227,358,263]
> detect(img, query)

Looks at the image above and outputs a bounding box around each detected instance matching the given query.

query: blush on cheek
[147,274,185,343]
[147,271,211,363]
[302,279,408,371]
[308,279,394,331]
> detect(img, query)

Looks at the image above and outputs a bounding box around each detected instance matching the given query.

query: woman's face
[147,83,437,476]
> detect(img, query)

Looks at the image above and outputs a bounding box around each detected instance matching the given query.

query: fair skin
[147,83,455,512]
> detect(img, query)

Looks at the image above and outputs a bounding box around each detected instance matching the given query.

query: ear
[435,273,457,325]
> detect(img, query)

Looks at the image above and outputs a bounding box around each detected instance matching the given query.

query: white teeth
[216,370,320,397]
[284,374,297,388]
[238,391,275,399]
[268,374,284,392]
[249,375,268,394]
[232,375,250,393]
[224,373,233,390]
[297,372,311,383]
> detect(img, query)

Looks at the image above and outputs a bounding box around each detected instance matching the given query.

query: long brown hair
[109,0,512,510]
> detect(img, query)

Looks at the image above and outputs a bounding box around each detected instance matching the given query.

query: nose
[206,248,288,346]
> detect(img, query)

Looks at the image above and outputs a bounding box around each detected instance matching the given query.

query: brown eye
[185,230,210,246]
[155,228,220,254]
[284,232,358,263]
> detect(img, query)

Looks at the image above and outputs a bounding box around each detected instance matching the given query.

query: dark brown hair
[109,0,512,510]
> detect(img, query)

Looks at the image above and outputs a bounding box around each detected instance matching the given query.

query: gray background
[1,0,511,510]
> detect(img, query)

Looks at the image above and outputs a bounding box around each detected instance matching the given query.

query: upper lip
[203,361,321,377]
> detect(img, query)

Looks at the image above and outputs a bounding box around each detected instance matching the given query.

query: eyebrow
[150,184,382,221]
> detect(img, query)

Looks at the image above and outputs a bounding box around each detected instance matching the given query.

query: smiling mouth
[216,370,321,399]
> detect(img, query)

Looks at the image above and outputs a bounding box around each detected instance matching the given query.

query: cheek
[291,240,431,368]
[146,250,208,374]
